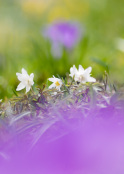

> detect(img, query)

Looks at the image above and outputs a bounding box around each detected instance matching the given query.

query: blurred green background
[0,0,124,98]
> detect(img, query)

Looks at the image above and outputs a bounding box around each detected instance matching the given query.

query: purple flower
[42,21,83,58]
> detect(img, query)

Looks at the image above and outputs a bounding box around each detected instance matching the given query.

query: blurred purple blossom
[42,21,83,58]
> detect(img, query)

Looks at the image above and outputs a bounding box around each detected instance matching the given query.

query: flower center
[27,79,32,86]
[27,80,30,85]
[55,81,60,87]
[79,75,86,82]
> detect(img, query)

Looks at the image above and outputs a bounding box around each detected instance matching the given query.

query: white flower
[69,65,96,83]
[69,65,78,78]
[16,68,34,93]
[48,76,63,91]
[115,38,124,52]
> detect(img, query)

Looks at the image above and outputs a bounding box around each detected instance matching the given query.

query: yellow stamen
[55,81,60,87]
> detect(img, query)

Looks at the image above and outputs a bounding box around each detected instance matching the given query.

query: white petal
[74,74,79,82]
[87,77,96,82]
[29,73,34,85]
[26,85,31,93]
[16,73,23,81]
[31,81,34,86]
[70,65,76,73]
[84,67,92,74]
[48,77,55,82]
[56,78,61,81]
[16,82,25,91]
[22,68,28,75]
[30,73,34,79]
[48,77,60,83]
[69,65,78,77]
[49,83,56,89]
[78,65,84,73]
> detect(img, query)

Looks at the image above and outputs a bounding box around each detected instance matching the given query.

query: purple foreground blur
[1,99,124,174]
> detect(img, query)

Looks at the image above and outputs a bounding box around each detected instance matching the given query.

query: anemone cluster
[0,65,124,174]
